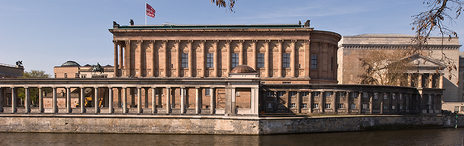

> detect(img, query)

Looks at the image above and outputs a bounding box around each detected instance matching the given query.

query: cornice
[341,44,461,50]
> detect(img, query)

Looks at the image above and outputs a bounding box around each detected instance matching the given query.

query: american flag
[146,3,155,18]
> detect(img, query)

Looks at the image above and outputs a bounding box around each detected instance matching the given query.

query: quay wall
[0,115,462,135]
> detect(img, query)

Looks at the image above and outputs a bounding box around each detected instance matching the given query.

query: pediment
[399,54,446,69]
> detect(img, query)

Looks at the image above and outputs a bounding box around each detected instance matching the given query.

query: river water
[0,128,463,146]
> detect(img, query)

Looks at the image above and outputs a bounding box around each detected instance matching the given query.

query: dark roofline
[111,24,308,30]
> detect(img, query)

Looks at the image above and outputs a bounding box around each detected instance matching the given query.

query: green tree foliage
[17,70,51,106]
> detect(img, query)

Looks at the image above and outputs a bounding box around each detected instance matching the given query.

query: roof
[112,24,308,30]
[61,61,80,67]
[230,65,257,74]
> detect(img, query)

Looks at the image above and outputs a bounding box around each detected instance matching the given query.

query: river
[0,128,463,146]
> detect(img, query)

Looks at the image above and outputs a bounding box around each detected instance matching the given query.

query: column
[117,88,121,110]
[123,87,127,113]
[66,87,71,113]
[188,40,194,77]
[239,40,244,65]
[369,93,373,114]
[137,87,142,113]
[226,40,231,74]
[11,87,16,113]
[308,92,313,114]
[25,87,30,113]
[231,87,236,115]
[38,87,43,113]
[277,40,283,77]
[52,87,57,113]
[250,87,259,115]
[358,91,362,114]
[407,74,412,87]
[252,40,257,70]
[0,88,3,113]
[439,74,444,88]
[150,40,156,77]
[418,74,423,88]
[137,40,143,77]
[163,40,168,77]
[175,40,181,77]
[125,41,131,77]
[144,88,148,108]
[264,40,270,77]
[180,87,185,114]
[210,87,215,114]
[296,91,300,113]
[291,40,297,77]
[213,40,218,77]
[119,43,123,70]
[320,92,325,113]
[332,92,337,113]
[113,40,119,77]
[151,87,156,114]
[304,40,310,77]
[109,87,113,113]
[80,87,85,113]
[428,74,433,88]
[166,87,171,114]
[346,92,350,113]
[195,87,200,114]
[200,40,206,77]
[94,87,99,113]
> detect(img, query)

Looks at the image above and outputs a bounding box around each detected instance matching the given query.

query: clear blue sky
[0,0,463,75]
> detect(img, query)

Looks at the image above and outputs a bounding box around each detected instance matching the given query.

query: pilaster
[277,40,283,77]
[264,40,270,77]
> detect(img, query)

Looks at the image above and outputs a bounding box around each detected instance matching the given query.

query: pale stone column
[200,40,206,77]
[123,87,127,113]
[80,87,85,113]
[439,73,444,88]
[137,87,142,113]
[108,87,113,114]
[125,41,131,77]
[210,87,215,114]
[252,40,257,70]
[296,91,300,113]
[345,92,350,113]
[264,40,270,77]
[277,40,283,77]
[52,87,57,113]
[251,87,259,115]
[166,87,171,114]
[137,40,143,77]
[151,87,156,114]
[25,87,30,113]
[428,74,433,88]
[188,40,194,77]
[175,40,181,77]
[11,87,16,113]
[231,87,236,115]
[418,74,423,88]
[407,74,412,87]
[66,87,71,113]
[0,88,3,113]
[39,87,43,113]
[290,40,297,77]
[308,92,313,114]
[162,40,168,77]
[358,91,362,114]
[304,40,310,78]
[332,92,337,113]
[180,87,185,114]
[239,40,244,65]
[150,40,156,77]
[113,40,119,77]
[369,93,373,114]
[226,40,231,74]
[119,44,124,70]
[195,87,200,114]
[213,40,218,77]
[94,87,99,113]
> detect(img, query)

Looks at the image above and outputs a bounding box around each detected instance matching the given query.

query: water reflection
[0,128,463,146]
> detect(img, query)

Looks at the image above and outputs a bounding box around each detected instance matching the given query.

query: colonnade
[112,39,338,81]
[405,73,443,88]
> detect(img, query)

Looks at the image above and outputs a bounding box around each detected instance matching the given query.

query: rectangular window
[338,92,345,97]
[267,103,273,108]
[351,104,356,109]
[267,91,274,97]
[64,73,67,78]
[207,53,214,68]
[301,92,309,97]
[461,106,464,111]
[302,103,307,108]
[399,95,402,100]
[313,92,320,97]
[311,54,317,69]
[338,103,344,109]
[363,92,368,98]
[374,93,378,99]
[283,53,290,68]
[363,104,368,109]
[314,103,319,109]
[282,82,291,84]
[384,105,388,110]
[400,105,403,110]
[455,106,460,112]
[383,93,388,100]
[278,91,285,97]
[392,105,396,110]
[325,103,331,109]
[257,53,265,68]
[232,53,239,68]
[392,93,396,100]
[289,91,296,97]
[205,88,211,96]
[351,92,357,98]
[290,103,296,108]
[325,91,332,97]
[182,53,188,68]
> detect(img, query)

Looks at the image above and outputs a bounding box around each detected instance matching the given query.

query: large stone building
[54,61,114,78]
[0,62,23,78]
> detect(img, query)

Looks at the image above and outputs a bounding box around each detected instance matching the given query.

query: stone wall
[0,115,462,135]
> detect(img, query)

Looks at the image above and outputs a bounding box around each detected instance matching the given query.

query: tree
[211,0,235,12]
[17,70,51,106]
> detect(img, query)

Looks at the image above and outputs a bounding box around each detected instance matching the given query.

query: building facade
[0,62,23,78]
[54,61,114,78]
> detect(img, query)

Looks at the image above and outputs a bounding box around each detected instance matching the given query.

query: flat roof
[112,24,308,30]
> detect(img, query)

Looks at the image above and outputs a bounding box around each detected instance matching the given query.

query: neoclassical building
[109,22,341,84]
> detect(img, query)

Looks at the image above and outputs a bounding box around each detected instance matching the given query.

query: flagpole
[145,2,147,25]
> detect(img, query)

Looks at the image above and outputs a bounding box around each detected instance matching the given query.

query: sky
[0,0,463,75]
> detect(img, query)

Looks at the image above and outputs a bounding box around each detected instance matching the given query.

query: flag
[146,3,155,18]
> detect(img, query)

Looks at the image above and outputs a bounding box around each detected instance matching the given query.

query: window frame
[206,53,214,68]
[182,53,188,68]
[283,53,290,68]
